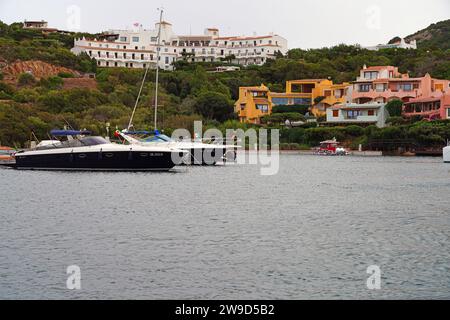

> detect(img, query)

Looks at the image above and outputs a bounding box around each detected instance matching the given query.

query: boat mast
[154,8,163,131]
[125,8,163,132]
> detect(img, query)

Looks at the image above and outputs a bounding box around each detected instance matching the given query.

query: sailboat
[120,8,238,165]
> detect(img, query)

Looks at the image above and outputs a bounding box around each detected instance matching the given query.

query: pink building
[403,94,450,120]
[351,65,450,104]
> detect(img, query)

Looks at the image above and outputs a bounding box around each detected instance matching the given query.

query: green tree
[386,99,404,117]
[193,91,235,122]
[18,73,36,86]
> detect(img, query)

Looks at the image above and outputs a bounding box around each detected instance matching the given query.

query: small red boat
[314,138,348,156]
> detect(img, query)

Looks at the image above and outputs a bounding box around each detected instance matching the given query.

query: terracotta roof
[405,96,442,104]
[364,66,395,71]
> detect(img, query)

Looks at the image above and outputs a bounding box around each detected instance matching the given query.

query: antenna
[154,7,164,131]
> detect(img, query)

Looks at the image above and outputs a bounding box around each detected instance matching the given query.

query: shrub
[386,99,403,117]
[272,104,309,115]
[18,72,36,86]
[344,125,364,137]
[57,72,74,78]
[39,76,64,90]
[13,88,39,103]
[386,116,407,126]
[0,82,15,95]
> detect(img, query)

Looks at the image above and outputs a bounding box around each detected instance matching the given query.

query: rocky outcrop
[0,60,81,83]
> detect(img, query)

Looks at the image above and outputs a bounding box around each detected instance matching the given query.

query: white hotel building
[71,21,288,70]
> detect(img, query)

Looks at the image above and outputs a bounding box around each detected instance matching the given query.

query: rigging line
[128,64,151,131]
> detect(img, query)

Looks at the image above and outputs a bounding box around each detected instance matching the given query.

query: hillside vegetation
[0,20,449,149]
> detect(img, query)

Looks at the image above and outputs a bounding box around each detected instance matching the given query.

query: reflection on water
[0,155,449,299]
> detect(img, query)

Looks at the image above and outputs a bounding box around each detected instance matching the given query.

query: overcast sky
[1,0,449,48]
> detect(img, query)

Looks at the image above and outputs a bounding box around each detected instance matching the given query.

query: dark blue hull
[14,150,178,171]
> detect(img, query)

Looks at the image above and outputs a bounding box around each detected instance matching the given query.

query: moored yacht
[10,130,185,171]
[117,130,237,165]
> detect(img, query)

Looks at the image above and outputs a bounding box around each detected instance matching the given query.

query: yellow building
[235,84,272,124]
[235,80,350,123]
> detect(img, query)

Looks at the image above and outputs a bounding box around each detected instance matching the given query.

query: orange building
[235,80,350,123]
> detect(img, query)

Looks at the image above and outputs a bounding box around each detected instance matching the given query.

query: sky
[1,0,449,49]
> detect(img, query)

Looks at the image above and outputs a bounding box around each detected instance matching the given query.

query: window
[120,37,127,42]
[141,54,144,60]
[375,84,386,92]
[256,104,269,113]
[332,110,339,117]
[364,71,378,80]
[114,62,118,67]
[400,83,412,91]
[132,36,139,42]
[132,53,135,59]
[272,97,289,105]
[114,52,118,58]
[359,84,371,92]
[165,57,169,64]
[346,110,362,119]
[447,108,450,118]
[324,90,331,97]
[293,98,311,105]
[368,110,375,116]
